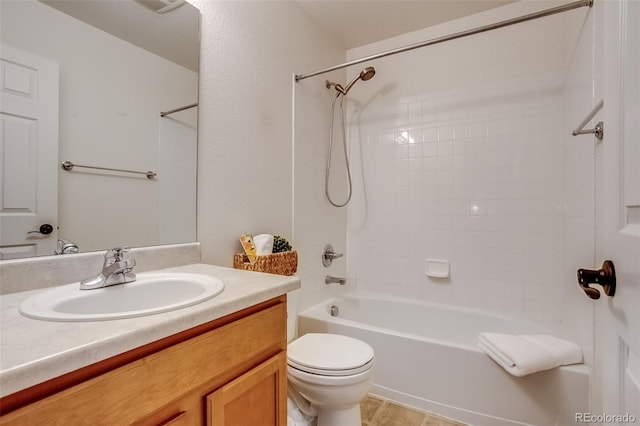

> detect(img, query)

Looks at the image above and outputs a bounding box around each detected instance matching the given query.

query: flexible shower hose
[325,92,352,207]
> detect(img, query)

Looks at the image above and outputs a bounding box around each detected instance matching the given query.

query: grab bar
[572,99,604,140]
[61,161,157,179]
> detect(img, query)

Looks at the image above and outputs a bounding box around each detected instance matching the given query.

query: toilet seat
[288,333,374,377]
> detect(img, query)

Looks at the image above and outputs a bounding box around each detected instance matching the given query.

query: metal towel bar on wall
[160,102,197,117]
[61,161,157,179]
[572,99,604,140]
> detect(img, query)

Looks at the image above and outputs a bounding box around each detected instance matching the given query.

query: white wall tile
[346,73,568,324]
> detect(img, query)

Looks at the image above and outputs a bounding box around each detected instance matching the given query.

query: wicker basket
[233,250,298,276]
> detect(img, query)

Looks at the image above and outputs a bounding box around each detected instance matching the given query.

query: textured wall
[193,0,344,267]
[191,1,345,338]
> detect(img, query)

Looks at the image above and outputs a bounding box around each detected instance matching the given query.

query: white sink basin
[19,272,224,322]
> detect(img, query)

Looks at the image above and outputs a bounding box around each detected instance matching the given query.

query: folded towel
[478,333,583,377]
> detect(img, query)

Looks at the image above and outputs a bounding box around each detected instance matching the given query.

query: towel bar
[572,100,604,140]
[61,161,157,179]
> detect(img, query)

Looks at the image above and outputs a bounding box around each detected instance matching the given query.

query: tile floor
[361,395,467,426]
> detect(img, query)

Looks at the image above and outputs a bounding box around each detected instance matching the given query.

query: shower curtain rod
[295,0,593,82]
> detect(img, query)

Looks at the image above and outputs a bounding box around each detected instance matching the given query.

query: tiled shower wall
[343,1,593,327]
[347,75,567,322]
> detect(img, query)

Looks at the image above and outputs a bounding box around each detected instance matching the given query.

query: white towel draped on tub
[478,333,583,377]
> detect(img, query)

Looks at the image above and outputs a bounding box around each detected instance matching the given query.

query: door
[206,353,287,426]
[597,0,640,420]
[0,45,59,259]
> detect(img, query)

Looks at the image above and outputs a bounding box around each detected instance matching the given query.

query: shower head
[333,66,376,95]
[360,67,376,81]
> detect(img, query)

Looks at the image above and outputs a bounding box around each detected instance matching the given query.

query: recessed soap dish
[425,259,450,278]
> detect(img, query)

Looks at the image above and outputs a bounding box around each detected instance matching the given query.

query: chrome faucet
[80,246,136,290]
[325,275,346,285]
[55,238,78,255]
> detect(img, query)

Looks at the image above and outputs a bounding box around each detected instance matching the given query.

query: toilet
[287,333,375,426]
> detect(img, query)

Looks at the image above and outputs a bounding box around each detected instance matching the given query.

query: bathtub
[297,293,589,426]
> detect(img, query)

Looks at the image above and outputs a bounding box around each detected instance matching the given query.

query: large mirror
[0,0,199,259]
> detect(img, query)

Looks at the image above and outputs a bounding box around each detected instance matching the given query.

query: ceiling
[295,0,517,50]
[40,0,517,71]
[40,0,200,71]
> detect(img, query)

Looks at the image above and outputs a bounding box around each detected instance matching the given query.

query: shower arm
[326,81,353,96]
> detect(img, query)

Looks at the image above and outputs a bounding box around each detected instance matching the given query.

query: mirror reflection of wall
[0,0,198,259]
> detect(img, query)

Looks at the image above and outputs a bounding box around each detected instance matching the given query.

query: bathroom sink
[19,272,224,322]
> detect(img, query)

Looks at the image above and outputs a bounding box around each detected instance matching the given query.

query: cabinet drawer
[0,302,286,426]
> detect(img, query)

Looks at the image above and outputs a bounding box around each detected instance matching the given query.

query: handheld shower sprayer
[325,67,376,207]
[326,67,376,96]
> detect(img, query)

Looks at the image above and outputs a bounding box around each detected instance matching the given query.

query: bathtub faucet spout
[325,275,346,285]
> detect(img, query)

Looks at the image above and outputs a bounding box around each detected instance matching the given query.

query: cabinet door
[207,353,287,426]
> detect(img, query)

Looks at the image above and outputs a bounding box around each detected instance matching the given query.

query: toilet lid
[287,333,374,376]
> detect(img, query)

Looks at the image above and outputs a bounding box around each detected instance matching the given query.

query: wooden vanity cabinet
[206,351,286,425]
[0,296,288,426]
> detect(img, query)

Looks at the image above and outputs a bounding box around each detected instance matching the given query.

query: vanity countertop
[0,263,300,398]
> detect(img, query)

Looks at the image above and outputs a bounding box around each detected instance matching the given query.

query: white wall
[343,1,592,330]
[1,0,198,252]
[158,112,197,244]
[190,0,345,338]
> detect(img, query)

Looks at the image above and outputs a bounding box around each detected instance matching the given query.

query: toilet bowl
[287,333,375,426]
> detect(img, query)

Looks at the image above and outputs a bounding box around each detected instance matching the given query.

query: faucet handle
[105,246,131,262]
[322,244,344,267]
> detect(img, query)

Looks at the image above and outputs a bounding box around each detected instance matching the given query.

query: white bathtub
[297,293,589,426]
